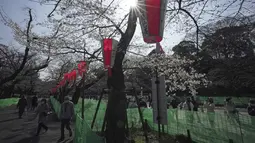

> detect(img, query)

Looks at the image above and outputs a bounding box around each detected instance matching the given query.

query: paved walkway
[0,105,73,143]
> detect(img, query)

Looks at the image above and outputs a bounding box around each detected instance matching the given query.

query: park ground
[0,105,73,143]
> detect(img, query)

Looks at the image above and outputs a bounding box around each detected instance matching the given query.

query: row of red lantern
[51,61,87,94]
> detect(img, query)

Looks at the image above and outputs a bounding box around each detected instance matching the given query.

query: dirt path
[0,105,74,143]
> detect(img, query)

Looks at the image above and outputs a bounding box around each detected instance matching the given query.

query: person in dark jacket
[59,96,75,141]
[139,98,147,108]
[171,97,178,109]
[32,95,38,110]
[248,99,255,125]
[191,96,199,111]
[34,98,49,136]
[17,95,27,119]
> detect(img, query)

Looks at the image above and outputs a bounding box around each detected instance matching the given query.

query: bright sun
[128,0,138,7]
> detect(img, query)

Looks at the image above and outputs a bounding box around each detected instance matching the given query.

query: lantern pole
[155,43,161,140]
[81,52,86,119]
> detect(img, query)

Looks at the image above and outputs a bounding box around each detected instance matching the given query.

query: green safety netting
[0,98,19,108]
[199,96,251,106]
[50,97,255,143]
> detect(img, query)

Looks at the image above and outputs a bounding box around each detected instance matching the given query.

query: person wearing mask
[17,95,27,119]
[34,98,49,136]
[247,99,255,125]
[203,97,215,126]
[59,96,75,141]
[32,95,38,110]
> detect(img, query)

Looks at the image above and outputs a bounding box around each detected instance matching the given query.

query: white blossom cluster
[124,54,209,95]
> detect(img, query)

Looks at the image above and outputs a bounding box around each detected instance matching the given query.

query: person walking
[182,97,194,124]
[17,95,27,119]
[191,96,199,111]
[247,99,255,125]
[32,95,38,110]
[182,97,194,111]
[34,98,49,136]
[191,95,201,123]
[203,97,215,126]
[27,96,32,111]
[171,96,178,109]
[225,97,239,124]
[59,96,75,141]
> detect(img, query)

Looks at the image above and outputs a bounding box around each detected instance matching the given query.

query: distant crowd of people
[16,95,75,141]
[128,94,255,126]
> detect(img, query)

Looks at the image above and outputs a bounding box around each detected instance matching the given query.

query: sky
[0,0,185,53]
[0,0,253,80]
[0,0,253,50]
[0,0,53,46]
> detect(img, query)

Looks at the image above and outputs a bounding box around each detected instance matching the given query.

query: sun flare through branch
[128,0,138,8]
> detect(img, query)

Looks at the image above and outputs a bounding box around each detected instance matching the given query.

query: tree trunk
[106,68,127,143]
[105,9,137,143]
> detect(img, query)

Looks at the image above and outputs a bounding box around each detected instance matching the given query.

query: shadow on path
[0,118,18,123]
[12,136,40,143]
[2,134,20,140]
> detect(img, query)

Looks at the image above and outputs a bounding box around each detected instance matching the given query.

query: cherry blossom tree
[124,54,208,96]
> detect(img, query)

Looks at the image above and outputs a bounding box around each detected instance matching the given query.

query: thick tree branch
[0,9,32,86]
[114,9,137,67]
[108,13,129,38]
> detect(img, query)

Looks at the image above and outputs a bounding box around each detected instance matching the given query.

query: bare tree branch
[48,0,62,18]
[0,9,33,86]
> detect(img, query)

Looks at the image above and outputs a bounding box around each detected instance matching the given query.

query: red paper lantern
[102,38,118,76]
[59,79,65,86]
[70,70,77,80]
[64,73,70,80]
[138,0,167,43]
[102,39,112,69]
[102,38,118,68]
[78,61,86,76]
